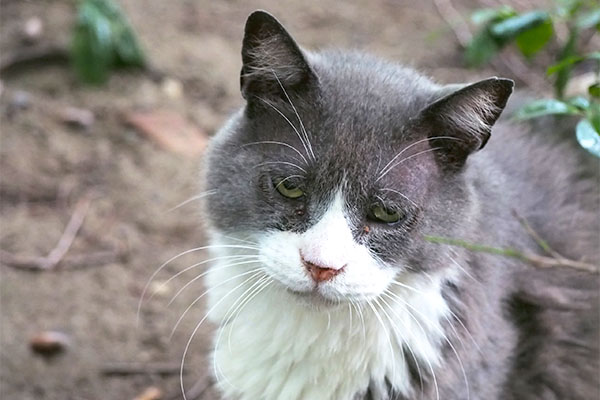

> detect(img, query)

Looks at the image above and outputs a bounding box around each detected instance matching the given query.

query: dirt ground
[0,0,552,399]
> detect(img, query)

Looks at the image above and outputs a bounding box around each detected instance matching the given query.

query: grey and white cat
[200,10,599,400]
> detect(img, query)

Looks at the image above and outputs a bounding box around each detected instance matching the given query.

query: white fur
[205,193,451,400]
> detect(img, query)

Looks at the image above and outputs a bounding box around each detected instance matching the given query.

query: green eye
[369,204,403,224]
[274,178,304,199]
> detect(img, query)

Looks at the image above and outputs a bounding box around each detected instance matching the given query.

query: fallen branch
[0,193,96,271]
[424,235,598,273]
[101,362,183,376]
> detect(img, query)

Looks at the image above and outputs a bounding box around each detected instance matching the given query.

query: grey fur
[203,10,599,400]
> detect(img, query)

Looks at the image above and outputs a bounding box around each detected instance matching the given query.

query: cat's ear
[418,77,514,169]
[240,10,316,100]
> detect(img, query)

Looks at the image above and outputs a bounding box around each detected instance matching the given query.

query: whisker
[254,161,307,173]
[377,147,444,182]
[270,70,316,161]
[213,275,271,385]
[178,270,265,400]
[378,136,463,178]
[366,300,396,381]
[242,141,309,166]
[274,174,305,189]
[256,96,311,161]
[136,244,260,326]
[380,292,424,396]
[147,255,261,303]
[170,267,266,339]
[167,190,218,212]
[380,188,419,209]
[383,291,441,400]
[168,260,262,307]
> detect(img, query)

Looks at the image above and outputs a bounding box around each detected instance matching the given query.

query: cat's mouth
[284,285,346,307]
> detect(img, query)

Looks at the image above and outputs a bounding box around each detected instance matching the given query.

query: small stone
[161,78,183,99]
[11,90,31,110]
[22,17,43,43]
[133,386,163,400]
[30,331,71,356]
[57,107,95,129]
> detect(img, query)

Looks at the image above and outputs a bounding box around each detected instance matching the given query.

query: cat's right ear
[240,10,316,100]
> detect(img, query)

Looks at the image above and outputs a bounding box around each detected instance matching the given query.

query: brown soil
[0,1,536,399]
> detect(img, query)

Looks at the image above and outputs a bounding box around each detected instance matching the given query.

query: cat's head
[204,10,513,306]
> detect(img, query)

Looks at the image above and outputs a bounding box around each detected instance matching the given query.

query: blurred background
[1,0,598,399]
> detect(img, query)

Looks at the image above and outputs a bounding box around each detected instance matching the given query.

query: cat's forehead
[310,50,438,126]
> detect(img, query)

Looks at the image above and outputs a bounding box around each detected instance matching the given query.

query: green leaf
[554,29,579,99]
[71,1,114,84]
[547,52,600,76]
[70,0,145,85]
[576,8,600,29]
[514,99,581,120]
[576,118,600,157]
[547,55,583,75]
[465,29,500,67]
[471,6,516,25]
[515,19,553,57]
[589,83,600,99]
[489,11,550,41]
[569,96,590,110]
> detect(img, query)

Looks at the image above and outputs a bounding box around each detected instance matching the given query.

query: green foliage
[71,0,145,84]
[466,0,600,157]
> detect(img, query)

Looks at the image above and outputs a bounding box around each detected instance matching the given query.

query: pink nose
[302,258,345,283]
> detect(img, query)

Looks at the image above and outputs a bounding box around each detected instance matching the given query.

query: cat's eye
[369,204,403,224]
[274,178,304,199]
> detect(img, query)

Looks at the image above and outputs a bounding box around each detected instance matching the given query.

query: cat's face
[204,11,512,306]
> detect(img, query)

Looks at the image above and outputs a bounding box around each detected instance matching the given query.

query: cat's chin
[284,287,345,310]
[283,285,373,310]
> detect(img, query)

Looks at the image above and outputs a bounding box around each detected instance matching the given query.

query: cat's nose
[301,256,345,283]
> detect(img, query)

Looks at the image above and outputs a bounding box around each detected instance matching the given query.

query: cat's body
[200,11,599,400]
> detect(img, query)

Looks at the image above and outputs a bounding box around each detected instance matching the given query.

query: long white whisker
[167,190,218,212]
[169,266,265,339]
[136,244,260,326]
[242,141,309,166]
[255,161,307,173]
[178,270,265,400]
[366,300,396,381]
[168,260,262,307]
[381,292,425,396]
[147,255,261,303]
[213,275,270,385]
[380,188,419,208]
[256,96,311,161]
[377,147,444,182]
[378,136,462,178]
[270,70,315,161]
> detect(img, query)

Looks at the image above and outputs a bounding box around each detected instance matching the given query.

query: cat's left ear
[240,10,316,100]
[418,77,514,169]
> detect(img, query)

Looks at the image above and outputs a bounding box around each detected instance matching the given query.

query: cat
[198,10,599,400]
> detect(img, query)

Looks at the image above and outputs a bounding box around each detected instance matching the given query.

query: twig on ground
[0,192,109,271]
[425,235,598,273]
[101,362,183,376]
[0,249,122,270]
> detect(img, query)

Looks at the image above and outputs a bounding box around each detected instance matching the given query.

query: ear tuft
[241,11,315,100]
[420,77,514,169]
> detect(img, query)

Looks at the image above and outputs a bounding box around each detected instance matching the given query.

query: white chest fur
[205,254,450,400]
